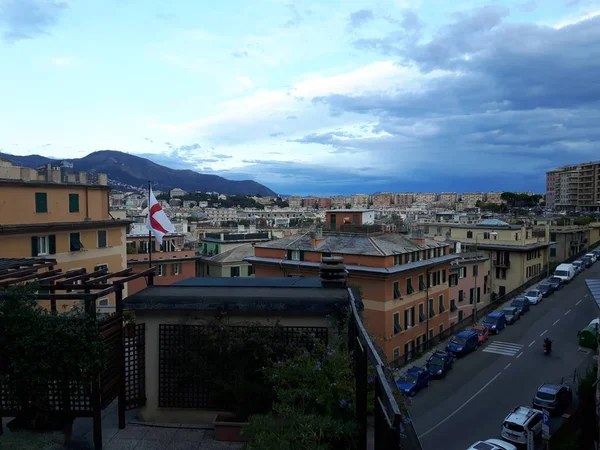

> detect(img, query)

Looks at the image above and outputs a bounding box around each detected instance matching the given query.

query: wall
[0,184,110,225]
[448,259,490,325]
[135,311,332,424]
[127,251,197,295]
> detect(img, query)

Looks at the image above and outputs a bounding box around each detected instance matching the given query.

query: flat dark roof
[0,219,132,236]
[174,276,323,287]
[0,179,110,190]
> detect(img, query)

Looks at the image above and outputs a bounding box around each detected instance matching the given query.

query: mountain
[0,150,276,196]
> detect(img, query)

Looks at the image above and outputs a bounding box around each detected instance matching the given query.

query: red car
[472,325,489,346]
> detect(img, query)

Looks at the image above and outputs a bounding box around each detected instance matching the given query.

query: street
[410,263,600,450]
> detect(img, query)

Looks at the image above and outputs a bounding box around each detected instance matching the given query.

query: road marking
[540,330,548,337]
[553,319,560,326]
[516,352,523,359]
[482,342,524,356]
[565,309,571,316]
[418,373,502,439]
[576,300,582,306]
[529,340,536,347]
[585,294,589,298]
[504,363,511,370]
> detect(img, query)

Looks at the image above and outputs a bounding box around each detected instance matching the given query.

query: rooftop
[256,232,447,256]
[202,243,255,263]
[0,179,110,190]
[326,209,376,213]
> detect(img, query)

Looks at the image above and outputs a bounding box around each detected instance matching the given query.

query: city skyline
[1,0,599,195]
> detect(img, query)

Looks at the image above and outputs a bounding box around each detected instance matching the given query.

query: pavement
[405,261,600,450]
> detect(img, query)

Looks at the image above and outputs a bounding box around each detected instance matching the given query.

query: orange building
[126,232,198,294]
[0,178,129,312]
[325,209,376,231]
[246,226,457,361]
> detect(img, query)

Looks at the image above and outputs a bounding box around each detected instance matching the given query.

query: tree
[345,203,351,209]
[475,200,482,207]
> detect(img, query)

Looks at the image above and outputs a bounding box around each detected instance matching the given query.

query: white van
[585,253,597,264]
[554,263,576,284]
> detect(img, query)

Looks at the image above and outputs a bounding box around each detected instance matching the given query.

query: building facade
[461,192,485,207]
[414,193,437,204]
[372,193,393,207]
[547,161,600,211]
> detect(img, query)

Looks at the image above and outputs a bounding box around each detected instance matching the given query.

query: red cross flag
[146,188,175,245]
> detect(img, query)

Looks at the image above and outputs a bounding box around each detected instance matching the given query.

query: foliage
[555,216,595,226]
[477,202,508,213]
[500,192,543,208]
[243,342,358,449]
[576,363,598,448]
[0,431,64,450]
[0,285,107,418]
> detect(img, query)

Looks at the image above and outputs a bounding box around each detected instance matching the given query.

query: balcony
[494,260,511,268]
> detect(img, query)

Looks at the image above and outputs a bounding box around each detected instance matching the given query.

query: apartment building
[438,192,459,204]
[394,193,415,206]
[372,193,394,207]
[288,196,302,209]
[0,178,129,312]
[414,193,437,204]
[325,209,375,230]
[302,197,318,208]
[331,196,350,208]
[318,197,332,209]
[423,219,552,297]
[448,253,491,324]
[204,208,239,223]
[542,225,592,263]
[461,192,485,207]
[350,194,370,208]
[169,188,186,197]
[547,161,600,211]
[486,192,505,204]
[246,226,456,361]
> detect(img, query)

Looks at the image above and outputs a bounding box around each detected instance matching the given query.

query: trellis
[0,258,154,450]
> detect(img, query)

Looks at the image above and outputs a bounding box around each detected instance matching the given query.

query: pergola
[0,257,155,450]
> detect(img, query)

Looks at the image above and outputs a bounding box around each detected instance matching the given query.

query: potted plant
[123,311,136,338]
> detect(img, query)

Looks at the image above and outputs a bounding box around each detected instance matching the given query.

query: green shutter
[48,235,56,254]
[151,241,156,252]
[287,250,292,260]
[299,251,305,261]
[35,192,47,213]
[68,193,79,213]
[31,236,39,256]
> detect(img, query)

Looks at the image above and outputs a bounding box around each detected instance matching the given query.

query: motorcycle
[543,340,552,355]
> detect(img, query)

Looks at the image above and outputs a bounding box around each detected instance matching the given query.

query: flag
[146,188,175,245]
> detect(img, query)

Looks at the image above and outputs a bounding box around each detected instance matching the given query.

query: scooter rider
[544,337,552,351]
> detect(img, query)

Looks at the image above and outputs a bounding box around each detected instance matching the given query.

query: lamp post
[473,232,497,322]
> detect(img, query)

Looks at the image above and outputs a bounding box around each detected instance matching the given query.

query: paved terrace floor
[1,402,243,450]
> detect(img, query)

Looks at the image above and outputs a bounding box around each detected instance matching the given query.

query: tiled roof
[477,219,510,226]
[256,232,447,256]
[205,243,255,263]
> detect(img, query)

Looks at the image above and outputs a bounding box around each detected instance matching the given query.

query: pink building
[448,254,491,325]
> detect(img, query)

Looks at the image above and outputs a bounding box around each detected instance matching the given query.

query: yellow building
[423,219,552,297]
[0,179,130,312]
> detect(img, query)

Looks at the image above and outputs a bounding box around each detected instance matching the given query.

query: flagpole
[148,181,152,269]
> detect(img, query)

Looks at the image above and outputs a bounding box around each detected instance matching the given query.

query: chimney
[410,227,426,245]
[320,256,348,288]
[310,226,324,248]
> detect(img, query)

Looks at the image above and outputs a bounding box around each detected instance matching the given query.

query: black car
[547,277,564,290]
[533,383,573,416]
[581,256,593,268]
[537,282,555,297]
[425,351,454,378]
[511,297,530,314]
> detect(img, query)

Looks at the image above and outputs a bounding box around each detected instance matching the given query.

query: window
[496,268,507,279]
[458,267,466,278]
[287,250,304,261]
[393,313,402,334]
[32,235,55,256]
[441,269,446,283]
[94,264,109,284]
[68,193,79,213]
[458,310,464,321]
[419,304,425,323]
[450,299,457,312]
[35,192,47,213]
[473,264,478,277]
[404,307,414,329]
[406,278,414,295]
[247,265,255,276]
[231,266,241,277]
[438,295,444,313]
[428,298,435,317]
[97,298,109,306]
[419,274,425,290]
[467,230,473,238]
[550,248,556,257]
[98,230,107,248]
[458,289,464,302]
[439,324,444,334]
[431,272,437,287]
[449,274,458,287]
[393,254,402,265]
[429,329,434,339]
[393,281,401,299]
[550,233,556,241]
[322,252,332,259]
[157,264,165,276]
[69,232,84,251]
[393,347,400,359]
[483,232,490,239]
[173,263,181,276]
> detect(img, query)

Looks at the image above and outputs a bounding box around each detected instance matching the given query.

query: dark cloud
[348,9,374,28]
[305,11,600,191]
[0,0,67,42]
[232,50,249,58]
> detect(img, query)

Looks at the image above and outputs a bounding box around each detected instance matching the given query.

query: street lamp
[473,232,497,322]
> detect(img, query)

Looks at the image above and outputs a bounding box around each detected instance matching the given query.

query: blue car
[482,311,507,334]
[446,330,479,357]
[511,297,530,314]
[396,367,431,396]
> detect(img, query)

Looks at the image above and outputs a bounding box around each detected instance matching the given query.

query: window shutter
[35,192,47,213]
[151,241,156,252]
[172,264,176,275]
[286,250,292,260]
[68,193,79,212]
[299,250,305,261]
[48,235,56,254]
[31,236,39,256]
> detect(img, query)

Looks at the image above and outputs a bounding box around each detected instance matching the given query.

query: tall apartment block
[546,161,600,211]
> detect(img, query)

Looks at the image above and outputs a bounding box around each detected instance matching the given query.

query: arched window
[467,230,473,239]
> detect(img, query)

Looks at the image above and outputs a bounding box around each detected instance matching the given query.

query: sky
[1,0,599,196]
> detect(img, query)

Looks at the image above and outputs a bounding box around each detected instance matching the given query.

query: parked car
[592,249,600,259]
[482,311,507,334]
[523,289,543,305]
[537,282,555,297]
[396,366,431,396]
[585,253,597,264]
[472,324,490,345]
[467,439,517,450]
[532,383,573,416]
[547,277,564,290]
[510,297,530,314]
[425,350,454,378]
[502,306,521,325]
[572,260,585,274]
[553,263,576,284]
[581,256,593,268]
[501,406,543,445]
[446,330,479,357]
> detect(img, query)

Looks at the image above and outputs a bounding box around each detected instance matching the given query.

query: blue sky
[1,0,599,195]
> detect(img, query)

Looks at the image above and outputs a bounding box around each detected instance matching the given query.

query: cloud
[213,153,232,159]
[0,0,67,42]
[269,132,285,137]
[286,115,298,120]
[144,137,154,143]
[348,9,374,28]
[52,56,75,67]
[232,50,249,58]
[177,143,201,151]
[283,4,303,28]
[236,76,254,90]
